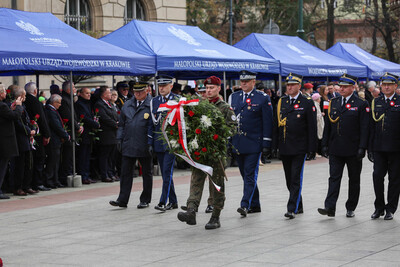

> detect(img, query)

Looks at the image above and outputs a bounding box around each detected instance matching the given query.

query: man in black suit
[274,73,317,219]
[109,81,153,208]
[75,87,100,184]
[370,73,400,220]
[318,74,370,218]
[24,82,51,191]
[58,81,83,186]
[95,86,119,183]
[0,84,23,199]
[44,95,70,188]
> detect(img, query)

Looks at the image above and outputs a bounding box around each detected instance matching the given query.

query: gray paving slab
[1,158,400,266]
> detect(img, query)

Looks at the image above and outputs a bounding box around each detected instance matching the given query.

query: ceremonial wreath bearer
[148,75,179,212]
[275,73,317,219]
[229,70,273,217]
[369,73,400,220]
[175,76,236,229]
[318,73,370,218]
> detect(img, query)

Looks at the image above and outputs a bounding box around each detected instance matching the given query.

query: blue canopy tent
[0,8,155,76]
[100,20,280,79]
[234,33,367,79]
[326,42,400,80]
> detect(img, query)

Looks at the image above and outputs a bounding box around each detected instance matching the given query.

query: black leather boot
[177,208,196,225]
[205,216,220,230]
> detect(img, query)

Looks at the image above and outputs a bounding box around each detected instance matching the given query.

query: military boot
[177,208,196,225]
[205,216,220,230]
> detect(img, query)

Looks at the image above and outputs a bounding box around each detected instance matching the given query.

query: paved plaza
[1,157,400,266]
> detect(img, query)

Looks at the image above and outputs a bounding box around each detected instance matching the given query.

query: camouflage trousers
[187,161,226,218]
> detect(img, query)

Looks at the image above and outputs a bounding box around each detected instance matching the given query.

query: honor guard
[229,70,273,217]
[148,75,179,212]
[318,73,370,218]
[178,76,236,229]
[109,81,153,209]
[370,73,400,220]
[275,73,317,219]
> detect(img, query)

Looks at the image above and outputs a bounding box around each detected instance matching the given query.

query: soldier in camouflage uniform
[178,76,236,230]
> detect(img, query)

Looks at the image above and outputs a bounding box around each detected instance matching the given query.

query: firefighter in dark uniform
[275,73,317,219]
[148,75,179,212]
[318,73,370,218]
[109,81,153,208]
[370,73,400,220]
[229,70,273,217]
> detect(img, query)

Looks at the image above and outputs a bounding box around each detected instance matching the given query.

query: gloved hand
[321,146,329,158]
[262,147,271,159]
[117,141,122,153]
[148,145,154,157]
[357,148,366,160]
[367,151,374,163]
[307,151,316,160]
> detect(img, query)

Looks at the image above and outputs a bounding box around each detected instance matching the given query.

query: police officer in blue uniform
[275,73,317,219]
[370,73,400,220]
[229,70,273,217]
[318,73,370,218]
[148,75,179,212]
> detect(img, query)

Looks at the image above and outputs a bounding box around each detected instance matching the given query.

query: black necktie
[342,98,347,110]
[163,97,168,103]
[386,98,391,106]
[138,101,142,107]
[244,93,248,103]
[290,98,295,105]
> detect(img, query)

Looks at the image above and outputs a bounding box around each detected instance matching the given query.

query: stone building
[0,0,186,93]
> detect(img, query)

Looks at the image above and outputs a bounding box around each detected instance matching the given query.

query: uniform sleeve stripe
[263,138,272,141]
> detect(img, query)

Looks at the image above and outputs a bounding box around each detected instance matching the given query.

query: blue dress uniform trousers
[117,155,153,205]
[236,153,262,209]
[156,152,177,205]
[373,152,400,213]
[325,155,362,212]
[280,154,306,213]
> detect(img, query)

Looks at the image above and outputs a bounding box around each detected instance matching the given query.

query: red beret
[204,76,221,86]
[304,83,314,89]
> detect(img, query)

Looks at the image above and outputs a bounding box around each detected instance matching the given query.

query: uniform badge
[390,101,395,106]
[346,103,351,109]
[144,113,149,119]
[231,115,236,121]
[294,104,299,109]
[366,107,370,112]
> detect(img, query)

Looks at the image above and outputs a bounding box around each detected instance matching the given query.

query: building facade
[0,0,186,92]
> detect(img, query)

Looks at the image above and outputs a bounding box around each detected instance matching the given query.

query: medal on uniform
[246,98,251,110]
[346,103,351,109]
[144,113,149,119]
[294,104,299,109]
[390,101,395,106]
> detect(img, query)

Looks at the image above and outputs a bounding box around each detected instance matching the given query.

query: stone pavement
[1,157,400,266]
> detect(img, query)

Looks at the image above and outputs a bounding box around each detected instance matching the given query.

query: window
[124,0,145,25]
[64,0,91,31]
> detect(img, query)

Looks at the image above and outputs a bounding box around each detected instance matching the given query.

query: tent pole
[155,71,158,96]
[223,71,227,101]
[35,74,39,97]
[70,71,76,178]
[112,75,115,90]
[279,74,282,96]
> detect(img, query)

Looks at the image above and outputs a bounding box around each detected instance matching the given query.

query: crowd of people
[1,70,399,229]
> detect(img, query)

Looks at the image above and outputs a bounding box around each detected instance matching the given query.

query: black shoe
[155,203,166,212]
[177,209,196,225]
[0,194,10,199]
[237,207,248,217]
[102,178,113,183]
[109,200,127,208]
[166,203,178,210]
[284,212,295,219]
[56,183,65,188]
[205,205,214,213]
[318,207,335,217]
[371,210,384,219]
[248,207,261,213]
[346,210,355,218]
[296,208,303,214]
[384,211,394,220]
[205,216,221,230]
[46,184,57,189]
[37,185,51,191]
[137,202,149,209]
